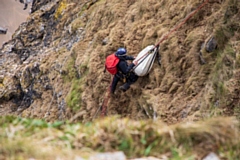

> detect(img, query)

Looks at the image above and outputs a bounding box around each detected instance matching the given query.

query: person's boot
[110,91,117,98]
[119,83,130,92]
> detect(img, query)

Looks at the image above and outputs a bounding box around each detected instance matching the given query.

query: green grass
[0,116,239,159]
[62,57,78,82]
[208,42,237,112]
[66,79,83,112]
[66,61,89,112]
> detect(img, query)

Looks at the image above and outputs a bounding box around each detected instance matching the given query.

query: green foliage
[65,60,89,112]
[0,115,16,126]
[207,41,237,112]
[65,48,89,112]
[56,44,89,113]
[119,139,130,151]
[62,57,78,82]
[10,117,64,129]
[66,79,83,112]
[144,140,158,156]
[170,148,195,160]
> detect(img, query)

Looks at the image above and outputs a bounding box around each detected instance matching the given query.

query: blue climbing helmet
[115,48,127,56]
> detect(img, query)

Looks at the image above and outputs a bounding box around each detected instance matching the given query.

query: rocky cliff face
[0,0,240,123]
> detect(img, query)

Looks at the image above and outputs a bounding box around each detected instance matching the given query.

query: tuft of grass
[70,18,85,34]
[66,61,89,112]
[214,27,230,50]
[62,49,79,83]
[0,116,67,159]
[63,58,75,82]
[208,43,237,112]
[66,79,83,112]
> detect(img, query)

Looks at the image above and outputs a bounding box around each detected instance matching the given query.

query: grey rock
[133,158,161,160]
[0,27,7,34]
[74,156,85,160]
[102,37,108,45]
[205,36,217,53]
[89,152,126,160]
[203,152,220,160]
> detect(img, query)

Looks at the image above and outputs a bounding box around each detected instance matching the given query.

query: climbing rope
[92,77,113,118]
[98,0,209,118]
[100,85,111,117]
[135,0,209,63]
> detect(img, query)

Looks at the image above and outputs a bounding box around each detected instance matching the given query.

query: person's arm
[118,61,135,74]
[125,55,134,61]
[127,63,135,72]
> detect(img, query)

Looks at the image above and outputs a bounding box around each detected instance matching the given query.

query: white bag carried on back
[133,45,159,76]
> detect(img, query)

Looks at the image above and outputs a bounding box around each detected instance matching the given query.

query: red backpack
[105,53,119,75]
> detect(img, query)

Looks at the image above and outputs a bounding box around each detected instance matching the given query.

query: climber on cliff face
[110,48,138,94]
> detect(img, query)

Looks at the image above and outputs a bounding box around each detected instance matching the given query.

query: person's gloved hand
[133,60,138,65]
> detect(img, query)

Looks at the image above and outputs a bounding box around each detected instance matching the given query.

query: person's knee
[129,74,138,82]
[127,76,138,84]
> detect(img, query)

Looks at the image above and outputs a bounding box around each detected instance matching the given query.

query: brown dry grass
[45,0,240,125]
[3,0,239,129]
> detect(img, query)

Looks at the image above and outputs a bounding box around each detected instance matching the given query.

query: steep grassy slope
[0,0,239,126]
[59,0,240,123]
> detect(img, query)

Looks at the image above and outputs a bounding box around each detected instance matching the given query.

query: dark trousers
[110,72,138,93]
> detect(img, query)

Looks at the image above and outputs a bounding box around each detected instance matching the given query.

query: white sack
[133,45,159,76]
